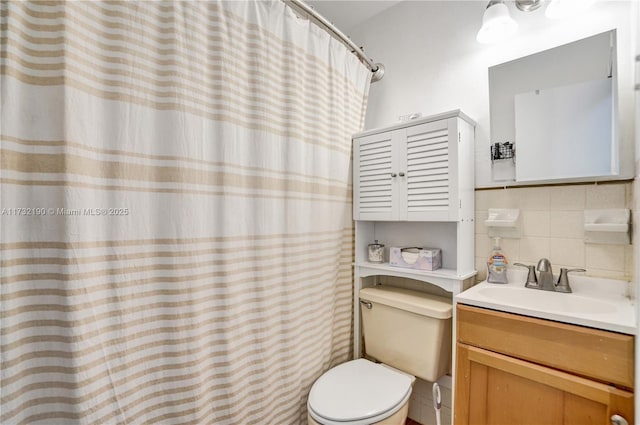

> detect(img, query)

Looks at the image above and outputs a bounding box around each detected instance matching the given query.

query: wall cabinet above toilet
[353,110,475,222]
[352,110,476,291]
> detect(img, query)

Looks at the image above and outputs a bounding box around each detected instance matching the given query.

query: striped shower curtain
[0,1,370,423]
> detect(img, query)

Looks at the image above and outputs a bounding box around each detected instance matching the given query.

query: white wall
[349,0,636,188]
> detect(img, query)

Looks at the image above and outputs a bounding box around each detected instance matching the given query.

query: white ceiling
[305,0,403,34]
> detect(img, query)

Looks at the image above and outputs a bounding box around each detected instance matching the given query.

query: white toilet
[307,286,453,425]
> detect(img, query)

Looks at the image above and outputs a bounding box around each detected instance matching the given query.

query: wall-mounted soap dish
[484,208,520,238]
[584,209,631,245]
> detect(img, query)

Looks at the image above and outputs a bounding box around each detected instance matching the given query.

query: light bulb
[476,1,519,44]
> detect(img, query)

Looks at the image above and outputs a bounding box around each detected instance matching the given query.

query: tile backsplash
[475,182,634,282]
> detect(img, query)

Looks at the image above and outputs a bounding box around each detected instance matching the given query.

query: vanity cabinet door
[455,343,634,425]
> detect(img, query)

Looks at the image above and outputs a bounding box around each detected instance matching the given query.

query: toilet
[307,286,453,425]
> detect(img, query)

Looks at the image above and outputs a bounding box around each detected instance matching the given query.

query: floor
[406,419,422,425]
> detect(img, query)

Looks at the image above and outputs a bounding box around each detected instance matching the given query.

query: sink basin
[455,270,635,334]
[475,286,618,315]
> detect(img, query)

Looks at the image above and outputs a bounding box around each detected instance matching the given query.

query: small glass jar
[367,240,384,263]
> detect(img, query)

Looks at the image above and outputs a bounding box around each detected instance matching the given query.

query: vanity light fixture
[477,0,596,43]
[476,0,519,44]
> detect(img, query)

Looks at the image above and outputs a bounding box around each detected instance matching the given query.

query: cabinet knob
[611,415,628,425]
[390,173,397,178]
[398,172,405,177]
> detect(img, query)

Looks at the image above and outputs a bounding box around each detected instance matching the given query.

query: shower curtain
[0,1,370,423]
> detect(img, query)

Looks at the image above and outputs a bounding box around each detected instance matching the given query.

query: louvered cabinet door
[353,132,397,220]
[404,118,458,221]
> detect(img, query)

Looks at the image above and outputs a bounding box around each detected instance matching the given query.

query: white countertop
[455,269,636,335]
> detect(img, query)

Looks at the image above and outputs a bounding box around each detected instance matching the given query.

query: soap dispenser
[487,237,508,284]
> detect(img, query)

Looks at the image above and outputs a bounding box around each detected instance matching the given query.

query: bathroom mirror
[489,30,618,184]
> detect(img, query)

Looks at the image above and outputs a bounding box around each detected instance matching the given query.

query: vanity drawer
[457,304,634,389]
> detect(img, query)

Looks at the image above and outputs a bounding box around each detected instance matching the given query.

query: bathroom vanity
[454,272,635,425]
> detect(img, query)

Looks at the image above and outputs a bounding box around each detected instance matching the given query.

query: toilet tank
[359,286,452,382]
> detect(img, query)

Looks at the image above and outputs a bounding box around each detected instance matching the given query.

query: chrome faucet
[516,259,585,293]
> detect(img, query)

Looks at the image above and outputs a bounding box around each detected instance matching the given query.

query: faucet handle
[514,263,538,288]
[563,268,586,273]
[556,268,586,293]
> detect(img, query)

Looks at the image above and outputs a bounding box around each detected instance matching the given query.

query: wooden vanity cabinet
[454,304,634,425]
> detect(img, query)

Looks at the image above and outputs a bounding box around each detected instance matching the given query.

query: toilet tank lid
[359,286,452,319]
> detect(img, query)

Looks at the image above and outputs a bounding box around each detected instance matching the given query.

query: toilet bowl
[307,359,415,425]
[307,286,453,425]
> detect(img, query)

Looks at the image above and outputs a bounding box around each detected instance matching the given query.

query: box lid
[359,286,452,319]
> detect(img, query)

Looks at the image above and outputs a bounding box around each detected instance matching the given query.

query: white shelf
[484,219,517,227]
[484,208,520,238]
[583,209,631,244]
[355,261,476,293]
[584,223,628,232]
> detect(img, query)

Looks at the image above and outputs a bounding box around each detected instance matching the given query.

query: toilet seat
[307,359,413,425]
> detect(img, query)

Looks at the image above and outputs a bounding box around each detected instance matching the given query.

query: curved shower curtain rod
[286,0,385,82]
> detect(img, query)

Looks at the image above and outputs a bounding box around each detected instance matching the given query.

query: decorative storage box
[390,247,442,271]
